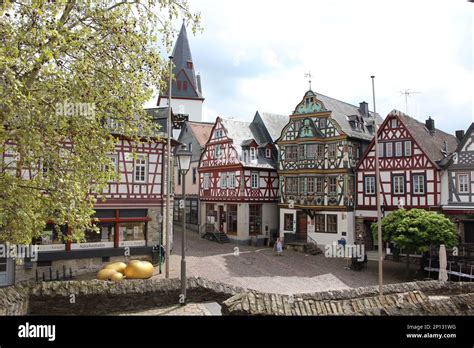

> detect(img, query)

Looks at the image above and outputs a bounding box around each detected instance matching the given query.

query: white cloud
[153,0,473,133]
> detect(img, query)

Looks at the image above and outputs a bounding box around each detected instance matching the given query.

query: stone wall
[222,281,474,316]
[2,277,474,316]
[0,284,29,315]
[0,277,244,315]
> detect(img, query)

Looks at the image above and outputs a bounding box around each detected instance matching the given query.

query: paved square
[154,227,419,295]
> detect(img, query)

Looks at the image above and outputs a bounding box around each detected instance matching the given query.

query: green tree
[0,1,200,243]
[372,208,458,274]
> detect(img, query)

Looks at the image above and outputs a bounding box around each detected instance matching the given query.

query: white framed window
[214,144,221,159]
[391,118,397,128]
[220,173,227,188]
[215,129,222,139]
[134,155,147,183]
[265,148,271,158]
[404,141,412,156]
[386,142,393,157]
[250,147,256,161]
[228,172,236,188]
[251,172,259,189]
[393,175,405,194]
[377,143,384,157]
[458,173,469,193]
[395,142,403,157]
[365,176,375,195]
[413,174,425,194]
[307,144,316,158]
[203,173,210,189]
[188,142,193,152]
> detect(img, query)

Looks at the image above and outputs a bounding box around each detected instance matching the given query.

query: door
[296,212,307,241]
[218,206,225,232]
[465,221,474,244]
[0,258,13,287]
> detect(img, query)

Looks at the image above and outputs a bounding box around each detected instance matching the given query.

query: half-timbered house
[173,121,214,231]
[356,110,458,248]
[198,112,287,244]
[277,90,382,247]
[441,123,474,243]
[4,107,177,284]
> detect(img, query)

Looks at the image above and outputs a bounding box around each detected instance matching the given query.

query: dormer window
[187,61,193,69]
[265,148,271,158]
[250,147,256,161]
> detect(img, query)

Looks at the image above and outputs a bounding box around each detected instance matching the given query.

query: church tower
[158,22,204,123]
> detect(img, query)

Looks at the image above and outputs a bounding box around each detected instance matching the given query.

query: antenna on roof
[400,89,421,114]
[304,71,312,90]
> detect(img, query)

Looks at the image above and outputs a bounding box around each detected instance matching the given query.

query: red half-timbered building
[355,110,458,248]
[2,107,176,284]
[198,112,287,244]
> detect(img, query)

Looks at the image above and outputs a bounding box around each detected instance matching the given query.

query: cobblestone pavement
[152,226,421,295]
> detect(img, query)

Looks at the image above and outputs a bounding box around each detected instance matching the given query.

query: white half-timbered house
[356,110,458,248]
[441,123,474,243]
[198,112,287,244]
[1,107,176,285]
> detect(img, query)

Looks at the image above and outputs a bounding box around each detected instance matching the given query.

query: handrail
[306,232,318,246]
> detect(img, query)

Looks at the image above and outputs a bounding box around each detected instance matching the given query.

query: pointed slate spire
[161,21,203,100]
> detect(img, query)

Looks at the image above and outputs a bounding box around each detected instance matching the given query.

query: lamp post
[165,55,173,279]
[176,144,192,305]
[371,75,383,299]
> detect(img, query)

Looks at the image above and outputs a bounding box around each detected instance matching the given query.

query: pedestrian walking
[275,237,283,256]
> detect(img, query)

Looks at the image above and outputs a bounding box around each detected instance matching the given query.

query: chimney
[425,116,435,133]
[455,130,465,141]
[359,101,369,117]
[196,73,202,95]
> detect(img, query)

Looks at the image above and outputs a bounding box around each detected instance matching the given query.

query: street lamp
[176,144,192,305]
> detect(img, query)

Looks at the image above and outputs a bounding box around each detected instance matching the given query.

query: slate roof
[144,107,170,134]
[257,112,289,142]
[220,117,275,169]
[391,110,459,167]
[158,22,202,101]
[294,91,383,141]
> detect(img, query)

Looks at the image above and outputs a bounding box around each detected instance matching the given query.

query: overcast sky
[147,0,473,134]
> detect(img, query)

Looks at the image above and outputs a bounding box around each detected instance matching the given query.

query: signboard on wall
[119,240,146,247]
[70,242,114,250]
[37,244,66,252]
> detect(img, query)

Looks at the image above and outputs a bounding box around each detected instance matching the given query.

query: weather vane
[305,71,312,90]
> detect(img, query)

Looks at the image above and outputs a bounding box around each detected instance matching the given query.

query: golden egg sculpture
[123,260,154,279]
[97,268,118,280]
[104,262,127,274]
[110,272,124,282]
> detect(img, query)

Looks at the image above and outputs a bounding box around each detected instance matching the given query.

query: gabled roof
[185,121,214,147]
[292,90,383,141]
[456,122,474,153]
[257,112,289,142]
[219,117,275,169]
[391,110,459,167]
